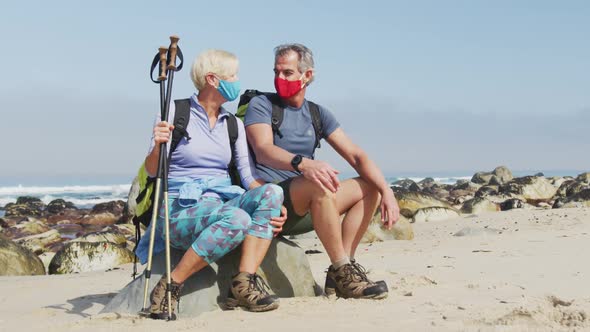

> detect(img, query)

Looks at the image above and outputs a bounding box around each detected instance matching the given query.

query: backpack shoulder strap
[226,113,241,186]
[308,101,323,152]
[266,93,285,139]
[170,99,192,156]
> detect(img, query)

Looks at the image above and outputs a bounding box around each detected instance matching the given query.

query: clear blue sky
[1,0,588,181]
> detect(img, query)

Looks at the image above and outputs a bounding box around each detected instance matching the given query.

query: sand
[1,207,589,332]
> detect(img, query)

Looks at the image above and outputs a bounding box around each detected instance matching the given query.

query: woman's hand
[153,121,174,145]
[270,205,288,237]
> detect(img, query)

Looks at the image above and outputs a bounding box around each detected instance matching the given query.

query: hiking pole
[141,46,169,315]
[161,35,180,321]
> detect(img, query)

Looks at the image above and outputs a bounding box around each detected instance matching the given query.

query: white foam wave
[0,184,130,196]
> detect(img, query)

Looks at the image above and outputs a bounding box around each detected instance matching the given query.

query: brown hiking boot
[324,263,388,299]
[149,275,184,320]
[350,259,388,291]
[224,272,280,312]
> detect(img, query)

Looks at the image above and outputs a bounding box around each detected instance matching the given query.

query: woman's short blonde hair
[190,49,239,90]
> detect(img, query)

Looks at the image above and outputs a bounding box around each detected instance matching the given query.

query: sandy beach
[1,206,588,332]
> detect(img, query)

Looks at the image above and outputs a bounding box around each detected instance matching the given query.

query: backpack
[130,98,239,277]
[236,90,324,157]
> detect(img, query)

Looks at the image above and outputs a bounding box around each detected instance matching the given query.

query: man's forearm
[255,144,297,171]
[352,153,391,194]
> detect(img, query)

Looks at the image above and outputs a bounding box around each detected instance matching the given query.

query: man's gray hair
[274,43,315,85]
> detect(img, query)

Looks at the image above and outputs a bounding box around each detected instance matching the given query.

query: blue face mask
[217,78,241,102]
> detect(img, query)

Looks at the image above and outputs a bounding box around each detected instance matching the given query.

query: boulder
[124,176,141,225]
[499,176,558,203]
[393,188,452,218]
[557,180,589,198]
[453,181,482,192]
[48,241,136,274]
[554,189,590,209]
[101,237,317,318]
[418,177,436,188]
[392,179,420,192]
[1,218,50,239]
[471,172,494,185]
[15,229,63,255]
[0,234,45,276]
[475,186,499,198]
[4,201,44,218]
[492,166,513,183]
[461,197,500,214]
[576,172,590,184]
[71,231,127,246]
[500,198,526,211]
[363,212,414,242]
[412,207,460,223]
[46,199,77,214]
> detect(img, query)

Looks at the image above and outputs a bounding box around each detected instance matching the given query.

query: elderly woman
[135,49,285,319]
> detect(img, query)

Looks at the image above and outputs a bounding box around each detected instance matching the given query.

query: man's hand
[299,159,340,193]
[380,189,400,229]
[270,205,288,237]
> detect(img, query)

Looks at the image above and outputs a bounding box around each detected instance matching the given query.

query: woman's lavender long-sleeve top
[147,94,259,197]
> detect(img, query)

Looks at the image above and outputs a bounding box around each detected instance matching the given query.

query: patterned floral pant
[159,184,283,264]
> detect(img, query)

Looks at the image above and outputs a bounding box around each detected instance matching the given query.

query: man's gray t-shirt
[244,95,340,183]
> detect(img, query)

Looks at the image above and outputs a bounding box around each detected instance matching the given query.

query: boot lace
[248,273,271,295]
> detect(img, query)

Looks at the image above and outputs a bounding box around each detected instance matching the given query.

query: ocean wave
[388,176,472,185]
[0,184,130,196]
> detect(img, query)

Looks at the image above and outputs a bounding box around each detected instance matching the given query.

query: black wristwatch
[291,154,303,172]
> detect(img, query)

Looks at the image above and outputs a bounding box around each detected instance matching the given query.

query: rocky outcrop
[4,197,46,218]
[46,199,77,215]
[499,176,557,203]
[363,212,414,242]
[461,197,500,214]
[48,241,136,274]
[101,237,317,318]
[14,229,63,255]
[412,207,460,223]
[393,188,452,218]
[0,234,45,276]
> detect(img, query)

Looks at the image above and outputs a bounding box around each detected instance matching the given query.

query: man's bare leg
[288,176,347,264]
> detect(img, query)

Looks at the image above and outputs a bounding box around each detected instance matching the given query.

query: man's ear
[303,69,314,85]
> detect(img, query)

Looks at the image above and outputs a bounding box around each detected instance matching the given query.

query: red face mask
[274,75,305,99]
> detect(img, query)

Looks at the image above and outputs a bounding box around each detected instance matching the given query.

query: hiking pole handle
[158,47,168,81]
[167,35,180,70]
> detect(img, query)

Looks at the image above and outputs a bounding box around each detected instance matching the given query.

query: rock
[412,207,460,223]
[0,234,45,276]
[549,176,569,188]
[555,189,590,208]
[461,197,500,214]
[124,176,140,224]
[418,177,436,188]
[363,212,414,242]
[453,181,482,192]
[71,231,127,246]
[101,237,317,318]
[471,172,494,185]
[392,179,419,191]
[14,229,63,255]
[53,223,84,240]
[91,200,125,215]
[48,241,136,274]
[393,188,452,218]
[557,180,589,198]
[475,186,499,198]
[492,166,513,183]
[534,172,545,177]
[1,218,50,239]
[4,201,45,218]
[500,198,526,211]
[499,176,558,203]
[46,199,77,214]
[576,172,590,184]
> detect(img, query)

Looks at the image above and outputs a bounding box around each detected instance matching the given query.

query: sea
[0,170,584,218]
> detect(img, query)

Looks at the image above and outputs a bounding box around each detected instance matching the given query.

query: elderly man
[244,43,400,299]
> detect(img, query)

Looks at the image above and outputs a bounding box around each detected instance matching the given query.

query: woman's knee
[259,183,284,207]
